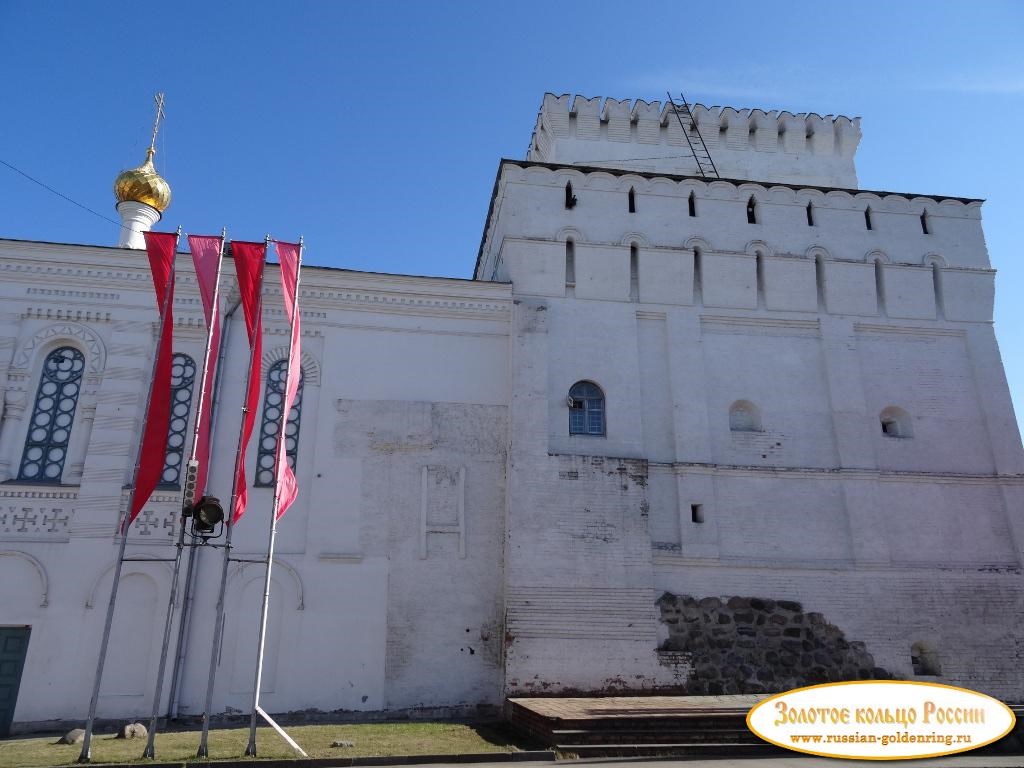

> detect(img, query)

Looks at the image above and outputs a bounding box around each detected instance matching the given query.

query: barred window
[18,346,85,483]
[568,381,604,436]
[255,360,304,487]
[160,353,197,487]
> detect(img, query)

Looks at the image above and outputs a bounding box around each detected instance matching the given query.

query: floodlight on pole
[185,495,224,538]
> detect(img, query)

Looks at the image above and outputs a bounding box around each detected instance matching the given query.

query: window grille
[160,353,197,487]
[18,346,85,483]
[568,381,604,435]
[255,360,304,487]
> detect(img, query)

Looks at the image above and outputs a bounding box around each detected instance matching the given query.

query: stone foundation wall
[658,593,892,694]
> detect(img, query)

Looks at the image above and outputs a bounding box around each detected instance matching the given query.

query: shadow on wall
[657,593,893,695]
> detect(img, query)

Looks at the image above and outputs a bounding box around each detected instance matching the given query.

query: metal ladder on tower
[666,91,720,179]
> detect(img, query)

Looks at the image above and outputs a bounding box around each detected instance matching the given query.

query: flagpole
[142,229,227,759]
[168,291,243,722]
[246,237,305,758]
[197,238,268,758]
[79,227,181,764]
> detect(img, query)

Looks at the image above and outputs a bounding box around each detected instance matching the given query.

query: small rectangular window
[691,504,704,524]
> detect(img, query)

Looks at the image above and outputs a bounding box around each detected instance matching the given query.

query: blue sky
[1,1,1022,433]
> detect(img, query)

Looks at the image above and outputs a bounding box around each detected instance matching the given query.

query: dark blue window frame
[18,346,84,483]
[159,353,197,488]
[569,381,605,436]
[255,360,304,487]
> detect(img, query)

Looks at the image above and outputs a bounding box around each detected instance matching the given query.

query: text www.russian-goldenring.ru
[790,732,973,747]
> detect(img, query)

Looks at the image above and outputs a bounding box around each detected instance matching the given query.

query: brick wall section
[658,594,891,694]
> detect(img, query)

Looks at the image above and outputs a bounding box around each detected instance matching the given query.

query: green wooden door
[0,627,30,738]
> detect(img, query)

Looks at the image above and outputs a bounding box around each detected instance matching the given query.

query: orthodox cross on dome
[149,92,166,153]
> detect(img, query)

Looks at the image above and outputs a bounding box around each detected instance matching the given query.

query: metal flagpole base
[196,712,210,758]
[248,705,307,757]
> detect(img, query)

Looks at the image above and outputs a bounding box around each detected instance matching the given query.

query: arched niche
[0,550,49,607]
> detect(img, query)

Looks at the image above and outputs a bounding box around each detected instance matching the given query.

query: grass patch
[0,721,521,766]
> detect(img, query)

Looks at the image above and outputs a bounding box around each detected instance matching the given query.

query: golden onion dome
[113,147,171,213]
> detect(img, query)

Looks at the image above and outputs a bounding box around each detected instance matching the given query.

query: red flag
[186,235,224,500]
[273,241,302,519]
[230,242,266,524]
[128,231,178,529]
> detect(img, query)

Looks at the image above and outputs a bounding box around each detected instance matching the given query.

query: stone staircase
[506,696,778,758]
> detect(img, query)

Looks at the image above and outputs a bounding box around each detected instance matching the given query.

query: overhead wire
[0,157,128,230]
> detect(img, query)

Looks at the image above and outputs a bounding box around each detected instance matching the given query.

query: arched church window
[160,353,196,487]
[568,381,604,436]
[628,187,636,213]
[255,360,305,487]
[18,346,85,483]
[729,400,762,432]
[746,196,757,224]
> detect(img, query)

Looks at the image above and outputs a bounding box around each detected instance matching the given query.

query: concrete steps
[506,696,776,758]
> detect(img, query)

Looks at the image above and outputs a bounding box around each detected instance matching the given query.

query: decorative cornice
[27,287,120,301]
[497,159,982,205]
[701,315,820,336]
[23,308,111,323]
[670,460,1022,485]
[651,552,1021,574]
[0,487,79,500]
[853,322,966,339]
[635,310,667,321]
[294,288,510,319]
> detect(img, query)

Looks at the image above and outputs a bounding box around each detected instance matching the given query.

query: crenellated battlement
[528,93,862,188]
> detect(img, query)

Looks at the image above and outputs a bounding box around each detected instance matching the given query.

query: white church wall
[822,261,878,316]
[700,329,838,470]
[0,241,512,726]
[545,301,644,459]
[637,247,691,306]
[762,257,817,312]
[942,269,995,322]
[856,328,994,475]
